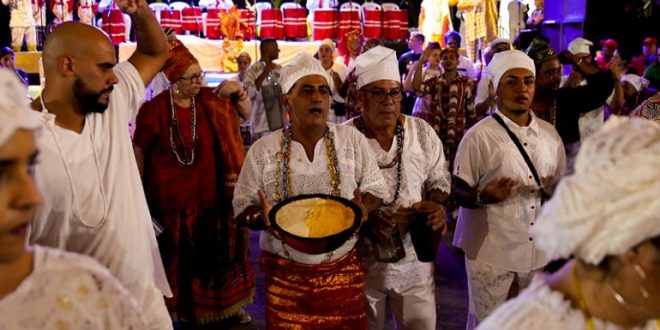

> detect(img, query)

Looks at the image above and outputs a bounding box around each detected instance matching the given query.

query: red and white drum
[362,8,382,39]
[398,9,408,40]
[205,7,223,39]
[383,9,399,40]
[311,8,336,41]
[182,7,203,33]
[101,8,125,44]
[239,9,256,39]
[160,9,182,34]
[283,7,307,39]
[337,9,361,38]
[260,8,283,39]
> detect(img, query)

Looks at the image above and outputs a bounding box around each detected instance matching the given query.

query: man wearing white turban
[452,50,566,329]
[232,52,388,329]
[478,116,660,330]
[345,45,451,330]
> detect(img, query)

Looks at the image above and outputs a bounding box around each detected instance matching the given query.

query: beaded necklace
[354,115,404,206]
[168,88,197,166]
[273,125,341,202]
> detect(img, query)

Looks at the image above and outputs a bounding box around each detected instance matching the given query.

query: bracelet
[242,206,264,230]
[475,190,487,208]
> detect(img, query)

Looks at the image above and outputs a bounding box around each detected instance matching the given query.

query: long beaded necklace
[39,97,109,228]
[168,88,197,166]
[354,115,404,206]
[273,125,342,202]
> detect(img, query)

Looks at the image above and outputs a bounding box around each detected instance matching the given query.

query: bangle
[475,190,487,208]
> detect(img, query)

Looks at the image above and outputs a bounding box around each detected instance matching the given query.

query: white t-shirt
[478,274,659,330]
[232,123,389,264]
[345,116,451,291]
[0,246,147,329]
[452,110,566,272]
[30,61,172,329]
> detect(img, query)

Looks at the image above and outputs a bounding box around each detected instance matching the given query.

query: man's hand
[115,0,141,14]
[412,201,447,234]
[214,80,244,98]
[258,189,280,238]
[479,176,518,204]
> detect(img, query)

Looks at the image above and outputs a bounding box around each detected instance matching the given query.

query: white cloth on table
[477,274,659,330]
[30,61,172,330]
[232,123,390,264]
[242,60,282,136]
[452,109,566,273]
[0,245,147,329]
[345,115,450,330]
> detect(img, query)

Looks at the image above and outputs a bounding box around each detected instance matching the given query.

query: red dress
[134,87,254,324]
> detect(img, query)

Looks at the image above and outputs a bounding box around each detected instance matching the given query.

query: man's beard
[74,78,112,114]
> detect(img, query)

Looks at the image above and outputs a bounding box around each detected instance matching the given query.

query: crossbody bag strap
[491,113,544,192]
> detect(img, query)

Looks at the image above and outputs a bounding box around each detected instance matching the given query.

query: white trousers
[464,257,538,330]
[11,26,37,51]
[365,277,436,330]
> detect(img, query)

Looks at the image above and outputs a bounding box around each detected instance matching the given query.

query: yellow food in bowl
[276,198,354,238]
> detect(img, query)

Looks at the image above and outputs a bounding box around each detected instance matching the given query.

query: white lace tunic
[0,246,146,329]
[233,123,389,264]
[346,115,451,291]
[478,274,659,330]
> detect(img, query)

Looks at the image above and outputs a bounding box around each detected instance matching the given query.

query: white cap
[0,69,42,147]
[533,116,660,265]
[489,38,511,48]
[354,46,400,89]
[280,52,331,94]
[487,50,535,90]
[568,37,593,55]
[621,74,649,92]
[318,38,336,55]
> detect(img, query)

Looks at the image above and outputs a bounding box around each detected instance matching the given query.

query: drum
[101,8,125,44]
[283,7,307,39]
[260,8,283,39]
[337,9,361,38]
[182,7,203,33]
[362,8,382,39]
[205,7,222,39]
[311,8,337,41]
[239,9,256,39]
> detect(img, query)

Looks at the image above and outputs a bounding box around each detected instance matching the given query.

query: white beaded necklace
[40,97,109,228]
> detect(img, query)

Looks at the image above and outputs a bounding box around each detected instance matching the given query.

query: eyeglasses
[179,72,205,82]
[363,88,404,103]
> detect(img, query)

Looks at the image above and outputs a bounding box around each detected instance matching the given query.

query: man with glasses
[345,46,450,330]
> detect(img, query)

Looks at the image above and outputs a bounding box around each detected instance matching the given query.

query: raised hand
[480,176,518,204]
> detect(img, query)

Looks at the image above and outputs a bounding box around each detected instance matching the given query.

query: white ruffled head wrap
[280,52,331,94]
[533,116,660,265]
[568,37,593,55]
[487,50,535,91]
[354,46,400,89]
[0,69,42,147]
[621,74,650,93]
[318,38,336,55]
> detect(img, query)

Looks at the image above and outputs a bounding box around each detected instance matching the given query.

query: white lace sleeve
[232,138,268,216]
[349,127,390,201]
[414,118,451,194]
[0,247,147,329]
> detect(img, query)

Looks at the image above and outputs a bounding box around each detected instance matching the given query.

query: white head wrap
[568,37,593,55]
[487,50,535,91]
[533,116,660,265]
[489,38,511,49]
[318,38,336,55]
[621,74,650,93]
[280,52,331,94]
[0,69,42,147]
[355,46,400,89]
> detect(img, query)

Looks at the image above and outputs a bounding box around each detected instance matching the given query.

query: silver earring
[633,263,650,299]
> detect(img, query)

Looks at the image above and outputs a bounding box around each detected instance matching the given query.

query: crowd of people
[0,0,659,329]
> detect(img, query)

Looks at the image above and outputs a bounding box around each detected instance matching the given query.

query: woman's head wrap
[533,116,660,265]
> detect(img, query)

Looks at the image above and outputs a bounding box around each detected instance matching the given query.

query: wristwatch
[475,191,487,208]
